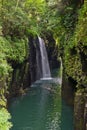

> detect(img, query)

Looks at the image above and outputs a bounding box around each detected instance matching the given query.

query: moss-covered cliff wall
[57,1,87,130]
[0,35,30,129]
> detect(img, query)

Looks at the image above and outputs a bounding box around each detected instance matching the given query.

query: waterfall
[36,37,51,80]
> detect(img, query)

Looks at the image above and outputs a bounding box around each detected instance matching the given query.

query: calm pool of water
[9,79,74,130]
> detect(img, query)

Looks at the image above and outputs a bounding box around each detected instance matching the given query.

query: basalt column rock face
[28,36,37,82]
[74,91,86,130]
[10,62,31,96]
[84,95,87,130]
[29,36,42,82]
[62,73,76,106]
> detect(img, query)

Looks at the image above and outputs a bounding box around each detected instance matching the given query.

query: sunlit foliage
[0,108,12,130]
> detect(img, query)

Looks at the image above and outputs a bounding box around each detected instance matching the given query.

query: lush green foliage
[0,36,28,77]
[58,1,87,88]
[0,107,12,130]
[0,0,47,36]
[74,3,87,45]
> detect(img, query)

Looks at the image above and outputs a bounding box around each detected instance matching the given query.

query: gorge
[0,0,87,130]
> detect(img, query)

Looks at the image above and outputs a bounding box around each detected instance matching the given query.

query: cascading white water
[38,37,51,79]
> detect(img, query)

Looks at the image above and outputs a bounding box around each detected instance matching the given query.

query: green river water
[9,77,74,130]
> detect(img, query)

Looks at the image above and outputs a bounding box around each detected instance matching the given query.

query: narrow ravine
[0,1,87,130]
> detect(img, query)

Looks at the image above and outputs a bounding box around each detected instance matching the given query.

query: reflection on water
[9,79,73,130]
[61,101,74,130]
